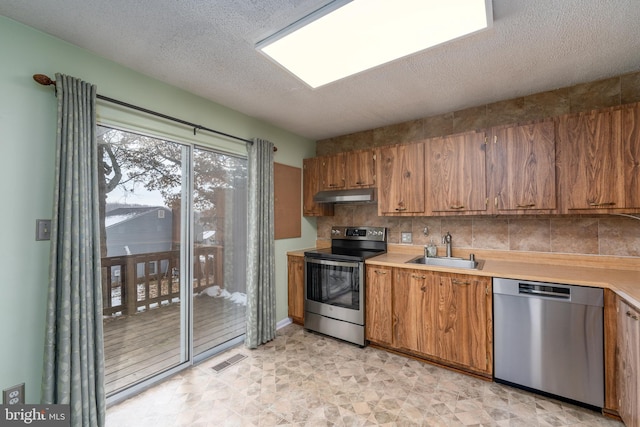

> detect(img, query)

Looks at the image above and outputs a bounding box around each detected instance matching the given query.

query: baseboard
[276,317,292,330]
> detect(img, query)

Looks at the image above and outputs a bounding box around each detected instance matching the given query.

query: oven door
[304,257,364,325]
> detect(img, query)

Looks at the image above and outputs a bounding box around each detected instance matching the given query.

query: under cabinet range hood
[313,188,376,204]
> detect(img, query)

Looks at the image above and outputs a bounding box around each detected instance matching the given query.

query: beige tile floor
[107,324,624,426]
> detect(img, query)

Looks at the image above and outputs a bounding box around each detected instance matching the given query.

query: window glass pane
[98,125,188,396]
[192,147,247,356]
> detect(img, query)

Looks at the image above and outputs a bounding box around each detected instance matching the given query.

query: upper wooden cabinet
[557,106,625,212]
[303,157,333,217]
[377,142,425,215]
[321,152,346,190]
[556,103,640,214]
[427,131,488,214]
[488,120,557,213]
[616,297,639,427]
[622,102,640,209]
[303,101,640,217]
[346,149,376,188]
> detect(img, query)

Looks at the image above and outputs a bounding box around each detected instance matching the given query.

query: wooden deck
[103,294,246,395]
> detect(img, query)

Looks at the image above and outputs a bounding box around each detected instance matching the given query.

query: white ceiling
[2,0,640,141]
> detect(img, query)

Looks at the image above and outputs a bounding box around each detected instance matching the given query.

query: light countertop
[288,247,640,309]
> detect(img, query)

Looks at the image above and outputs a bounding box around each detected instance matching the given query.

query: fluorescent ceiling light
[256,0,493,89]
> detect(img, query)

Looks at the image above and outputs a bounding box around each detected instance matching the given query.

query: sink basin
[406,256,481,270]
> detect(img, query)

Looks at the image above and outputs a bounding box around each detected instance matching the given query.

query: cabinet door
[623,102,640,209]
[346,149,376,188]
[287,256,305,324]
[378,143,425,214]
[617,298,639,427]
[428,131,488,213]
[303,158,334,217]
[321,153,346,190]
[433,273,491,374]
[365,266,393,345]
[557,108,625,211]
[393,269,435,354]
[490,121,557,212]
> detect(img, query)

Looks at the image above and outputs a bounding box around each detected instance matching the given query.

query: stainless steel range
[303,226,387,346]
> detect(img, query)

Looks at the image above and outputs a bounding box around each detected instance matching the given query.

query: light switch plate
[401,232,412,243]
[36,219,51,241]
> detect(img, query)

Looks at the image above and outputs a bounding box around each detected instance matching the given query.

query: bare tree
[97,125,247,255]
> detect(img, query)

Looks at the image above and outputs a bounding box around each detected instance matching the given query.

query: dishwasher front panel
[493,279,604,408]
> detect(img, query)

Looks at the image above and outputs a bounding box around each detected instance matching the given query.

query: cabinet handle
[396,207,407,211]
[375,270,388,275]
[588,201,616,207]
[450,205,465,210]
[627,311,639,321]
[516,203,536,208]
[328,183,339,187]
[355,181,364,185]
[452,279,471,285]
[420,285,427,292]
[411,274,427,280]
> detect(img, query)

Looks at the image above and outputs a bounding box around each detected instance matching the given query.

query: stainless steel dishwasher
[493,278,604,409]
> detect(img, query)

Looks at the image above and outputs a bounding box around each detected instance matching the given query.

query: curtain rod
[33,74,277,151]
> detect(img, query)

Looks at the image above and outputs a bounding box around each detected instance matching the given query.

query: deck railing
[101,245,223,316]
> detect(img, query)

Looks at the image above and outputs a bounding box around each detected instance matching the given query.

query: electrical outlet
[3,383,25,405]
[401,232,412,243]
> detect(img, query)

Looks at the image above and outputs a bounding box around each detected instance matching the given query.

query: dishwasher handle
[518,283,570,299]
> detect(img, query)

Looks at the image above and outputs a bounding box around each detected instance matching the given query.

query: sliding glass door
[98,125,247,396]
[192,147,247,358]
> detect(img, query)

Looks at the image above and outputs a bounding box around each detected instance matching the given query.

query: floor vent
[211,354,247,373]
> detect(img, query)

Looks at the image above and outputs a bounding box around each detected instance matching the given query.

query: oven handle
[304,257,361,269]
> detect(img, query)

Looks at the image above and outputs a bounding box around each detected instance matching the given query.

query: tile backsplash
[316,70,640,156]
[317,204,640,258]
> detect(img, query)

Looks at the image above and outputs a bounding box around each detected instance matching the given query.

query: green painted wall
[0,16,317,403]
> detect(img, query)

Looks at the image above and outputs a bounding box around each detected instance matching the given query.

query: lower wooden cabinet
[393,268,436,355]
[365,265,393,345]
[431,272,492,374]
[287,255,304,325]
[617,297,639,427]
[366,266,493,377]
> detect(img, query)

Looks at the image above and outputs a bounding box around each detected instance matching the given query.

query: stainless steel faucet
[442,232,452,257]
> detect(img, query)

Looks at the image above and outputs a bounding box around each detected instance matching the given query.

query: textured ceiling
[2,0,640,141]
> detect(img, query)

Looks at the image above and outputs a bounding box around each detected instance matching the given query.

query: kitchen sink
[406,256,481,270]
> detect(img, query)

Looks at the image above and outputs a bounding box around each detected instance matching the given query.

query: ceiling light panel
[257,0,493,88]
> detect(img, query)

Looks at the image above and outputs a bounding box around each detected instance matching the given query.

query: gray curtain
[245,138,276,348]
[42,74,106,427]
